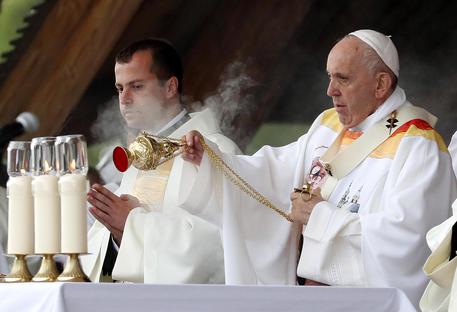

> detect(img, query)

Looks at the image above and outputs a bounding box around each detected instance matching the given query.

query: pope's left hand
[289,188,324,225]
[88,184,140,245]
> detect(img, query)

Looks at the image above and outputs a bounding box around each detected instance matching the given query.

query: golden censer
[113,132,184,172]
[112,132,312,222]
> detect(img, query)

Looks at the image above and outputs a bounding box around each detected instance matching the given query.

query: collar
[349,86,406,132]
[155,109,190,137]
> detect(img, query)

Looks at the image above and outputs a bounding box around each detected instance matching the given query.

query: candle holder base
[3,254,32,282]
[57,253,90,282]
[32,254,59,282]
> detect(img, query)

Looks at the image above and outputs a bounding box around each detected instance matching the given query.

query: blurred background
[1,0,457,168]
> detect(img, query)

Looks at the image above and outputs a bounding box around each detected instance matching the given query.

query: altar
[0,283,416,312]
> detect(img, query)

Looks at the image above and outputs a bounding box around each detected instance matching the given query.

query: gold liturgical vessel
[4,255,32,283]
[32,254,60,282]
[113,132,184,172]
[113,132,293,222]
[57,254,90,282]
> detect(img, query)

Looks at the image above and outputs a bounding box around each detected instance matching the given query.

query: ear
[164,76,179,99]
[374,72,392,99]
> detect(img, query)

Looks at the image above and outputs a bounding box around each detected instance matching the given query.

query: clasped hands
[88,184,140,245]
[289,186,324,225]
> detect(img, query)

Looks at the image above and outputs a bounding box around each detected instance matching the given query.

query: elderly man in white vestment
[419,134,457,311]
[180,29,456,308]
[81,38,240,283]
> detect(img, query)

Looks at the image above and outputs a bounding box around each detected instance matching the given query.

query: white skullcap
[349,29,399,77]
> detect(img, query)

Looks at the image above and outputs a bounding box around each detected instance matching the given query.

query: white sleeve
[179,138,306,285]
[112,206,224,284]
[299,136,456,306]
[180,137,305,224]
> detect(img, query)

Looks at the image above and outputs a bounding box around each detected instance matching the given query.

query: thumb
[120,194,131,201]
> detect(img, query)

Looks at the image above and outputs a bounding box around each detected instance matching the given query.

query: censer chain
[146,133,292,222]
[200,139,292,222]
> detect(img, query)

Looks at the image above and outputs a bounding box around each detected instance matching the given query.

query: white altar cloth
[0,283,416,312]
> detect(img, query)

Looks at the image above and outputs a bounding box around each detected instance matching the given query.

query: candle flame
[70,159,76,172]
[44,160,52,173]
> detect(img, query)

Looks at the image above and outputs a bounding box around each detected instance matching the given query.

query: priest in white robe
[180,29,455,309]
[81,38,240,284]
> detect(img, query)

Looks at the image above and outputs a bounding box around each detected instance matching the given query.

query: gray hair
[346,34,398,90]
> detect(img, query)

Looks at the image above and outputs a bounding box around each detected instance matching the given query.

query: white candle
[7,176,34,255]
[59,174,88,253]
[32,175,60,254]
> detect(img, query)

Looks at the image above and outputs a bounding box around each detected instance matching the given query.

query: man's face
[115,50,169,130]
[326,37,380,128]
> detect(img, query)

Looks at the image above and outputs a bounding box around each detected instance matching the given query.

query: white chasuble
[180,87,456,309]
[131,160,173,211]
[82,108,241,284]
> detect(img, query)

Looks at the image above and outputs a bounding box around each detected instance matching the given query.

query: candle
[32,175,60,254]
[6,176,34,255]
[59,173,88,253]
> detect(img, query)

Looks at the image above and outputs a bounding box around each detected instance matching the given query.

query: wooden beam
[0,0,142,137]
[183,0,312,147]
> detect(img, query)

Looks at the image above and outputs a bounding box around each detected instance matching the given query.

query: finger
[186,147,195,154]
[90,207,123,234]
[182,153,196,162]
[194,135,204,151]
[90,206,112,228]
[186,132,195,147]
[87,194,113,214]
[120,194,138,203]
[88,188,113,205]
[290,192,299,201]
[91,184,119,203]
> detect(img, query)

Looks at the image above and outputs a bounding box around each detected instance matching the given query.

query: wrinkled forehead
[326,37,366,71]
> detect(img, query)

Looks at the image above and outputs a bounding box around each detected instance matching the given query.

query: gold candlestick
[57,254,90,282]
[32,254,60,282]
[3,254,32,282]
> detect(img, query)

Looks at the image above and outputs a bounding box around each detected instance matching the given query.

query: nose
[327,79,340,97]
[119,88,132,105]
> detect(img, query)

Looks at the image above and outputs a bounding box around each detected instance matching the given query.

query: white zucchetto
[349,29,399,77]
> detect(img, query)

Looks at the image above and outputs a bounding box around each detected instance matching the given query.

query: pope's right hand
[182,130,205,166]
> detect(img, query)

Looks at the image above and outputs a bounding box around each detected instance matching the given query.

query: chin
[339,119,354,129]
[125,121,143,130]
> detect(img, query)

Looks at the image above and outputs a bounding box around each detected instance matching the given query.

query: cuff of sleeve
[424,229,457,288]
[303,201,334,241]
[304,201,359,242]
[110,235,120,252]
[180,140,219,215]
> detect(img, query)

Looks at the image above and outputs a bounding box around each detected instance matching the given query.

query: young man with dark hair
[82,38,240,283]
